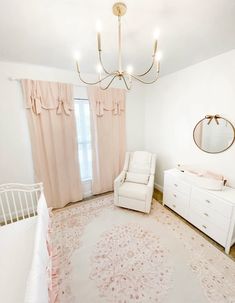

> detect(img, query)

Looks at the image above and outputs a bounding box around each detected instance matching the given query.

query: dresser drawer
[189,199,230,232]
[191,187,232,218]
[189,211,227,246]
[163,187,189,219]
[164,174,191,196]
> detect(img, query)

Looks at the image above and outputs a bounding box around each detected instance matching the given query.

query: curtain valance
[89,86,125,116]
[22,79,73,115]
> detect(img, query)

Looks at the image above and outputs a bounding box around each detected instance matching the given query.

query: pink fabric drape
[21,80,83,208]
[87,86,126,194]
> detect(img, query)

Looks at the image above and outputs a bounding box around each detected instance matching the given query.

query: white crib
[0,183,51,303]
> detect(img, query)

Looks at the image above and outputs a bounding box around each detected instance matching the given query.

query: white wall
[145,50,235,189]
[0,61,145,183]
[126,85,145,151]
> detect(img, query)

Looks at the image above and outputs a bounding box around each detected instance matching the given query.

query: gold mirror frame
[193,115,235,154]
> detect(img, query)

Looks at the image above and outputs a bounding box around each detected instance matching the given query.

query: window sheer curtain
[74,100,92,181]
[87,86,126,194]
[21,80,83,208]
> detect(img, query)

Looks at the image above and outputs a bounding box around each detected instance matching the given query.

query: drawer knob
[205,199,211,204]
[202,225,207,229]
[204,213,209,217]
[174,184,178,187]
[173,204,176,208]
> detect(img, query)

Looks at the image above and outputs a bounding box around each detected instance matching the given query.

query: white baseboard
[154,183,163,192]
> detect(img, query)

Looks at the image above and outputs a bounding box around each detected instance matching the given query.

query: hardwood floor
[154,189,235,261]
[153,188,163,203]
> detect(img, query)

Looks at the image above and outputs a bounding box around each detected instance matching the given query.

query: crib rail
[0,183,43,226]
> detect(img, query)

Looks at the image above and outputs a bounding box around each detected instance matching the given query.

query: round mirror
[193,115,235,154]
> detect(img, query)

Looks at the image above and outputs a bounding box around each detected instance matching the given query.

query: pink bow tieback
[57,99,71,115]
[113,100,121,115]
[31,97,42,114]
[95,99,124,116]
[96,99,104,116]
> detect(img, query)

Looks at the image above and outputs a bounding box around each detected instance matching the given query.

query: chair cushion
[118,182,147,201]
[128,151,152,174]
[125,172,149,184]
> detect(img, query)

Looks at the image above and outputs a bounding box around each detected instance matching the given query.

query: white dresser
[163,169,235,254]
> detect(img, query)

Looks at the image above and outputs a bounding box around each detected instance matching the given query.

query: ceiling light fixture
[75,2,161,90]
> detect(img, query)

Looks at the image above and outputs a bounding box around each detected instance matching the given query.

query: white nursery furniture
[0,183,50,303]
[114,151,156,213]
[163,169,235,254]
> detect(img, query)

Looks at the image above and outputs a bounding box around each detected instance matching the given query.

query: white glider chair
[114,151,156,213]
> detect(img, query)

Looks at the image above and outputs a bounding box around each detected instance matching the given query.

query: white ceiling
[0,0,235,76]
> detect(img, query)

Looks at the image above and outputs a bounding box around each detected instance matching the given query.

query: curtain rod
[8,77,87,88]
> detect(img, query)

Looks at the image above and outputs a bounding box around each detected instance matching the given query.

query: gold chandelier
[75,2,161,90]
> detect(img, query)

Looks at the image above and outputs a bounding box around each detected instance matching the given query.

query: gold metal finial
[112,2,127,17]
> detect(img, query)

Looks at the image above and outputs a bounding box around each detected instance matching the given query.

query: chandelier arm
[98,51,113,75]
[99,75,117,90]
[121,75,132,90]
[135,57,156,77]
[77,71,115,85]
[130,73,160,84]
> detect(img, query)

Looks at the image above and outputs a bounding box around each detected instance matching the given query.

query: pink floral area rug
[51,194,235,303]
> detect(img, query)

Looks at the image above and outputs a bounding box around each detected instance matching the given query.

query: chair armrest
[114,171,126,187]
[147,175,155,188]
[114,171,126,204]
[145,174,155,213]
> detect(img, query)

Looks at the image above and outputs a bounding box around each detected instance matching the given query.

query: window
[74,99,92,181]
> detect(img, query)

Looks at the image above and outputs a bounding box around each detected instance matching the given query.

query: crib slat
[35,191,39,214]
[11,191,19,221]
[5,192,13,223]
[30,192,36,216]
[24,192,31,218]
[18,191,25,219]
[0,195,7,225]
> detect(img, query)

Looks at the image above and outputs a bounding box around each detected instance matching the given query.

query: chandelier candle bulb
[153,40,158,56]
[126,65,133,74]
[97,33,101,51]
[73,51,80,61]
[153,28,160,39]
[96,64,102,83]
[76,61,80,73]
[96,20,102,33]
